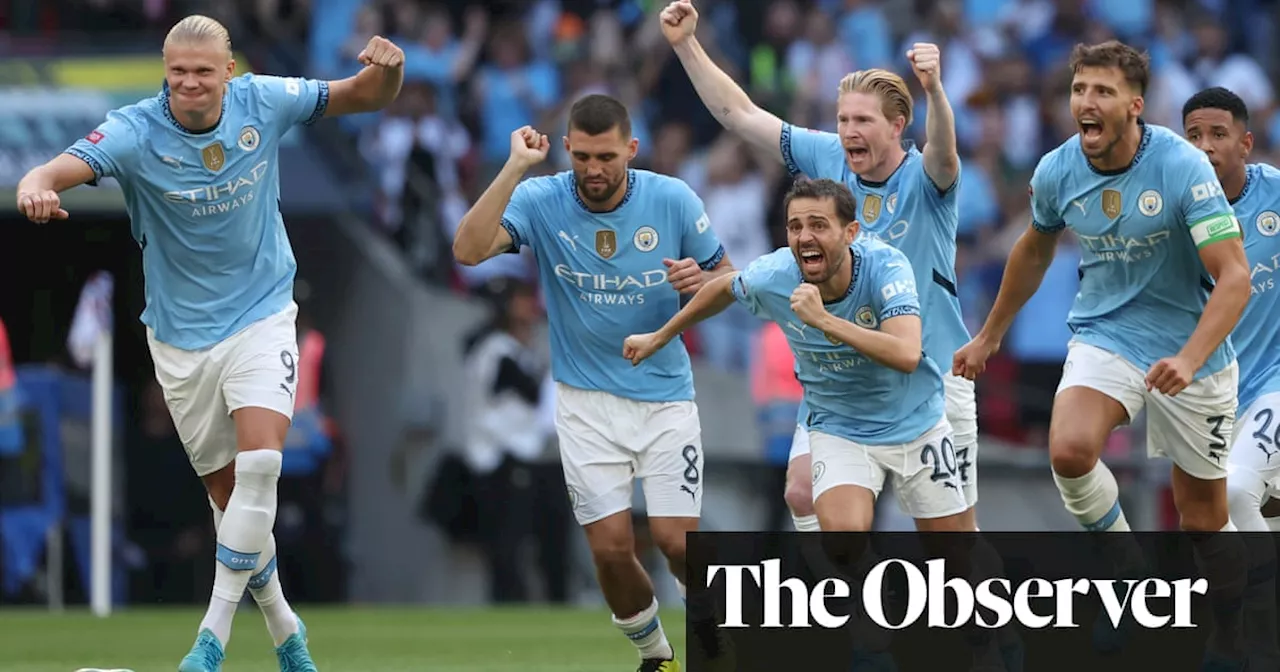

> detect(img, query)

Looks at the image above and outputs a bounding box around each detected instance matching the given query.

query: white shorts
[1057,340,1238,480]
[809,416,969,520]
[553,382,703,525]
[1228,392,1280,492]
[148,303,300,477]
[789,374,980,506]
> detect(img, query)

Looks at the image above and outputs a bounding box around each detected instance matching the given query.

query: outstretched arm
[623,271,738,365]
[975,224,1059,346]
[662,1,785,160]
[907,43,959,192]
[324,36,405,117]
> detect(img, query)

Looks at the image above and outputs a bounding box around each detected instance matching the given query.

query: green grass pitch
[0,606,689,672]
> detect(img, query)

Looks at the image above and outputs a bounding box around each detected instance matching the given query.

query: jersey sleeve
[731,254,782,320]
[250,75,331,132]
[870,248,922,321]
[674,181,727,269]
[63,109,141,185]
[499,179,540,252]
[1177,151,1243,248]
[1028,155,1065,234]
[780,123,844,178]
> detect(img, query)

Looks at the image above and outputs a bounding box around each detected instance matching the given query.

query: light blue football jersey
[501,170,726,403]
[1225,163,1280,413]
[64,74,328,350]
[1030,122,1241,379]
[732,238,945,445]
[779,124,971,376]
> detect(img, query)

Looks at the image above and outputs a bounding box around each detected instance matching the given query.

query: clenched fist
[907,42,941,92]
[660,0,698,46]
[358,36,405,68]
[17,190,68,224]
[509,126,550,171]
[790,284,827,327]
[623,332,668,366]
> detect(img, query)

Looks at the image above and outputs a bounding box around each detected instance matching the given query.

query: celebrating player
[625,177,968,534]
[954,43,1250,668]
[452,94,733,672]
[16,15,404,672]
[1183,86,1280,671]
[658,0,979,534]
[1182,88,1280,532]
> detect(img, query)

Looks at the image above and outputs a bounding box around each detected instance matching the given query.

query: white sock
[248,535,299,646]
[792,514,821,532]
[1052,460,1131,531]
[200,449,282,647]
[613,597,674,661]
[209,496,298,646]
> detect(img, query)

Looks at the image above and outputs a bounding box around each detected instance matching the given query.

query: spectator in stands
[693,134,773,373]
[462,278,557,603]
[472,21,560,181]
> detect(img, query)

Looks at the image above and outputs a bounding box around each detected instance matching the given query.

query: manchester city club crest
[633,226,659,252]
[1138,189,1163,217]
[1258,211,1280,237]
[855,306,878,329]
[238,126,261,152]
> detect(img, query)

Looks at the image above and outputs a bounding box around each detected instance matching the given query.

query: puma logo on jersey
[558,230,578,251]
[1072,199,1087,215]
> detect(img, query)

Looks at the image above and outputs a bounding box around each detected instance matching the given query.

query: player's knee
[1047,429,1101,479]
[234,448,283,490]
[588,537,637,571]
[649,526,687,566]
[784,472,814,517]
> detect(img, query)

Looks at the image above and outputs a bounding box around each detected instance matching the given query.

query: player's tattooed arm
[661,1,786,161]
[1151,233,1250,395]
[791,284,923,373]
[623,271,738,365]
[908,43,959,193]
[324,36,405,117]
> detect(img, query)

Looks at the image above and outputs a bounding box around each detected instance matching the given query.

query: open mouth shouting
[1079,117,1104,144]
[799,247,825,274]
[845,145,869,168]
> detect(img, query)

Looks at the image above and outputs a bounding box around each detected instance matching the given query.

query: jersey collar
[1083,120,1151,177]
[822,246,862,305]
[1231,164,1257,205]
[568,169,637,214]
[159,80,228,135]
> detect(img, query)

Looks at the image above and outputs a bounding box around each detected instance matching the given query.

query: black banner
[685,532,1277,672]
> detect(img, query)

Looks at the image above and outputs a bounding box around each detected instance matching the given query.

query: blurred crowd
[302,0,1280,443]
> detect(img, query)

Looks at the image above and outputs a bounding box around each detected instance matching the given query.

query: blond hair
[838,70,914,128]
[164,15,232,57]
